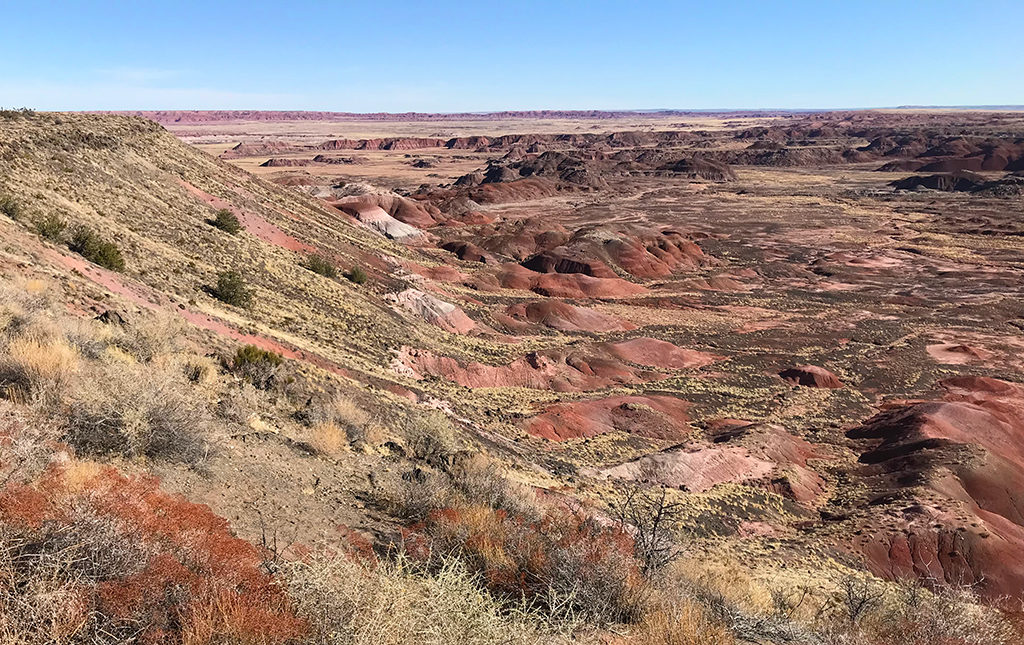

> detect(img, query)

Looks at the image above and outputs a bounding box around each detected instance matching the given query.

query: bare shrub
[449,454,541,522]
[408,411,459,467]
[63,365,211,466]
[811,577,1020,645]
[613,485,683,575]
[110,314,184,362]
[217,381,267,426]
[870,580,1016,645]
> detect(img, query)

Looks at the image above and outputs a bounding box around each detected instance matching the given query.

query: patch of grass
[209,208,242,234]
[303,253,337,278]
[33,213,66,242]
[345,265,368,284]
[68,226,125,272]
[210,270,251,307]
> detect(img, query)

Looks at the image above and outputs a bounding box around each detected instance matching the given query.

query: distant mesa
[890,171,987,192]
[260,157,309,167]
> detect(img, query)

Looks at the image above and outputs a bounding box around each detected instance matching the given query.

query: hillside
[1,110,1022,644]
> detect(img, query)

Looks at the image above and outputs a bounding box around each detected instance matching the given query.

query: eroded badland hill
[2,108,1024,643]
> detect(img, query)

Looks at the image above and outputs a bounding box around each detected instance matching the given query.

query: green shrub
[0,107,35,120]
[345,265,368,284]
[232,345,283,389]
[0,195,23,220]
[211,270,251,307]
[68,226,125,272]
[304,254,337,279]
[210,209,242,234]
[34,214,67,242]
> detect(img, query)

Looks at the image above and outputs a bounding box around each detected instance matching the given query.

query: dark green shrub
[345,265,368,284]
[211,270,251,307]
[232,345,283,389]
[68,226,125,272]
[34,214,67,241]
[0,107,35,120]
[303,254,337,279]
[209,209,242,234]
[0,195,22,220]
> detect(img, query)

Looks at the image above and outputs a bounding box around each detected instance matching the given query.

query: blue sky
[2,1,1021,112]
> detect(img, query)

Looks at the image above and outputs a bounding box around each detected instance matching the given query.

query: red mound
[395,341,694,392]
[779,365,843,388]
[259,157,309,167]
[497,264,647,298]
[601,445,773,492]
[470,220,570,261]
[467,178,559,204]
[330,193,440,228]
[526,395,691,441]
[442,240,497,264]
[709,422,828,504]
[604,337,717,369]
[606,231,708,278]
[503,300,636,333]
[846,377,1024,601]
[521,249,618,278]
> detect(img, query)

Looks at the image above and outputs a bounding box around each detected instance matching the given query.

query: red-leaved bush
[402,501,646,623]
[0,462,304,644]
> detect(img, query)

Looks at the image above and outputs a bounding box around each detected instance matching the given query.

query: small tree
[303,254,337,278]
[211,271,252,307]
[68,226,125,272]
[210,209,242,234]
[345,265,368,284]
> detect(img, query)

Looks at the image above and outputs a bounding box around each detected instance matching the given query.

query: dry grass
[308,394,380,450]
[331,395,369,427]
[0,337,79,403]
[284,553,570,645]
[631,598,735,645]
[308,421,348,457]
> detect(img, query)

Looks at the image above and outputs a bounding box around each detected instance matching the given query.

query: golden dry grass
[308,421,348,457]
[671,557,773,615]
[631,599,735,645]
[330,395,370,429]
[2,337,79,401]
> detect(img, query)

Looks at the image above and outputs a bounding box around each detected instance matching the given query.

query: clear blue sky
[2,0,1021,112]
